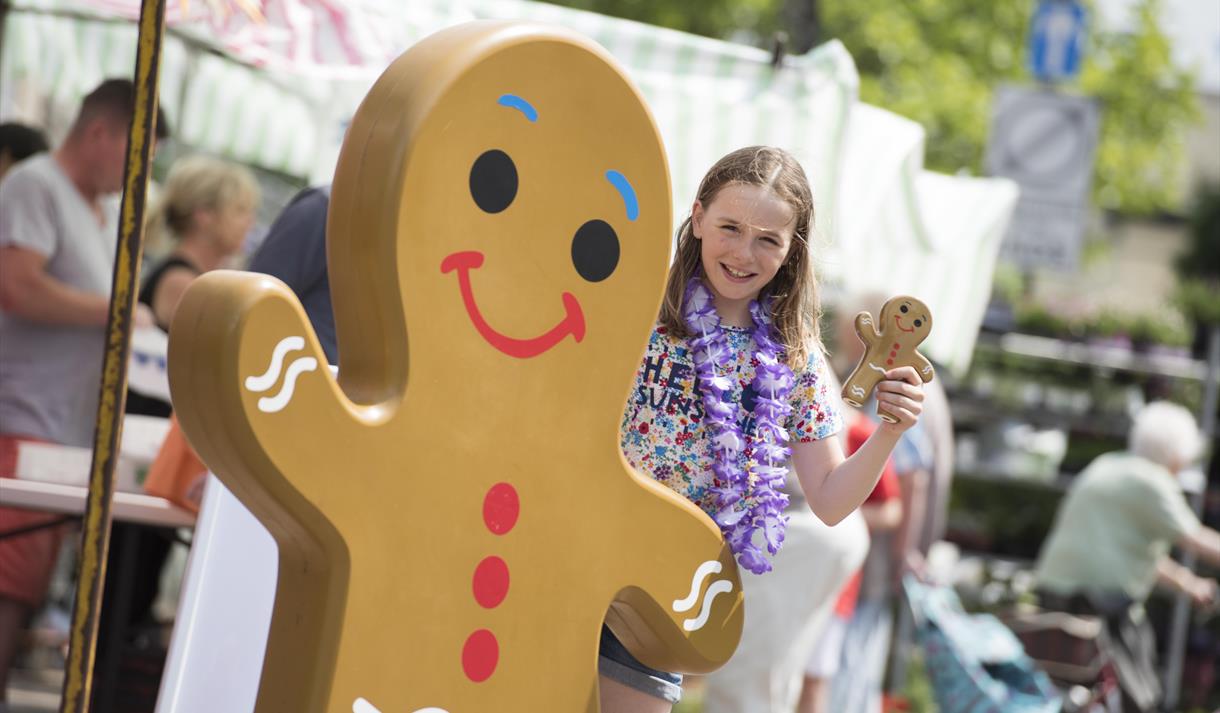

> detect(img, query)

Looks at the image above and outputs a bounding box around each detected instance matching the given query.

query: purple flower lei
[683,275,796,574]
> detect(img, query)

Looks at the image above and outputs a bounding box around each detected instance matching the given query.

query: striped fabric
[1,0,1016,373]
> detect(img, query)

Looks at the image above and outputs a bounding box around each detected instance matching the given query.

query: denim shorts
[597,625,683,703]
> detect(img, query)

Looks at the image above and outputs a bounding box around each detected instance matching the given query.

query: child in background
[798,412,903,713]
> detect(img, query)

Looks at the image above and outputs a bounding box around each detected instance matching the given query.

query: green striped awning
[1,0,1016,373]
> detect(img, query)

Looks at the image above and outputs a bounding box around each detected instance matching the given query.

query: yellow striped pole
[59,0,166,709]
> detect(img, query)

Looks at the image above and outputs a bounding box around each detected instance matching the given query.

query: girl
[601,146,924,712]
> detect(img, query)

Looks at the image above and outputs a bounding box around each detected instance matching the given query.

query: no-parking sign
[985,85,1099,271]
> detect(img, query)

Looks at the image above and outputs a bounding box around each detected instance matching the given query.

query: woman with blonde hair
[144,157,259,323]
[125,155,259,415]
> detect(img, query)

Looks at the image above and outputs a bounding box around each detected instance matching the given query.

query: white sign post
[985,85,1099,271]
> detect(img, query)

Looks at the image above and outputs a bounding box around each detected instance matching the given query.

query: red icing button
[892,342,900,349]
[483,483,519,535]
[889,350,897,358]
[462,629,499,682]
[886,359,894,365]
[473,556,510,608]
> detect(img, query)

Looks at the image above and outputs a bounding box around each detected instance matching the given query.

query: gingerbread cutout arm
[169,271,372,513]
[169,271,371,711]
[603,472,743,675]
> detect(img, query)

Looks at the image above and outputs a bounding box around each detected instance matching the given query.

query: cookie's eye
[900,305,909,314]
[914,319,923,328]
[470,150,517,214]
[571,219,619,282]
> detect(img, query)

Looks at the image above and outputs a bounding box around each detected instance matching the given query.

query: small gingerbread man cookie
[840,295,934,423]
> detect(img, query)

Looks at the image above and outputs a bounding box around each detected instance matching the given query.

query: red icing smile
[441,251,585,358]
[894,314,915,333]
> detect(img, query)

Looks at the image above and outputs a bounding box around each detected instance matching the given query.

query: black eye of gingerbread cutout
[900,304,909,314]
[470,150,517,214]
[571,219,620,283]
[914,319,923,328]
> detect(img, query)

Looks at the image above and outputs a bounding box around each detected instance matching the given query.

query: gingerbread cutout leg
[170,22,742,713]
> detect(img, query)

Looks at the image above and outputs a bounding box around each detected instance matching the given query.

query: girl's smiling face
[692,182,796,323]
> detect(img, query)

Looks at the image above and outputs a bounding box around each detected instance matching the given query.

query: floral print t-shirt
[620,323,844,517]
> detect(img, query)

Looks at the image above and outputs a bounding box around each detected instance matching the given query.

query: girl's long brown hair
[659,146,821,371]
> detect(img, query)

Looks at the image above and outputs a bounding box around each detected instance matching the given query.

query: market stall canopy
[1,0,1017,374]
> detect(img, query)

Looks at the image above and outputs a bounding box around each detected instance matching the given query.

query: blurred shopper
[701,498,868,713]
[92,155,259,712]
[828,291,956,694]
[247,184,336,362]
[1034,401,1220,713]
[0,78,168,701]
[0,122,49,180]
[799,412,902,713]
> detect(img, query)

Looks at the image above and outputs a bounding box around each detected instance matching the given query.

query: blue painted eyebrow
[605,170,638,222]
[497,94,538,122]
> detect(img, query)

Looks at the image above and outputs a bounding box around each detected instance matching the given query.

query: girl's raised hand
[875,366,924,433]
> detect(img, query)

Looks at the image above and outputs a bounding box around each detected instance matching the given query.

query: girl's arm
[793,366,924,526]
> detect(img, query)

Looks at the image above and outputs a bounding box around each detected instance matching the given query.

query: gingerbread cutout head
[168,21,742,713]
[840,295,934,423]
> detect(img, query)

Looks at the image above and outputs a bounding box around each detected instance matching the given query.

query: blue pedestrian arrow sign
[1028,0,1087,83]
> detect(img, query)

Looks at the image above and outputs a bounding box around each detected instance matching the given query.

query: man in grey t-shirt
[0,78,168,699]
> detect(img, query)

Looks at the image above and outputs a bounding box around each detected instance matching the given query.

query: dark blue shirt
[248,185,337,363]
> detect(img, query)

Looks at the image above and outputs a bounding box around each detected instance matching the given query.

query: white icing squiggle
[245,336,305,392]
[257,357,318,413]
[684,579,734,632]
[673,560,722,613]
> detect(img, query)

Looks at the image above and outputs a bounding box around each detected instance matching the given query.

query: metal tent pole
[1163,324,1219,711]
[58,0,166,709]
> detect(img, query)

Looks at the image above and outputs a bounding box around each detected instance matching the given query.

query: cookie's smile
[441,250,586,358]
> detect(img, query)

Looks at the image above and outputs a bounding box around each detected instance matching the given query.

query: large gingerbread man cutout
[840,296,935,423]
[168,21,742,713]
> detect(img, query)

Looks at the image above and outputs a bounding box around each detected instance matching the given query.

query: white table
[0,478,196,528]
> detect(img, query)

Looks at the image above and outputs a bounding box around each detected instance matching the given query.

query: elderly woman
[1034,401,1220,712]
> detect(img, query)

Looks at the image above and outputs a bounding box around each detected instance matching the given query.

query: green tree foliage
[1174,183,1220,325]
[541,0,773,41]
[541,0,1197,215]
